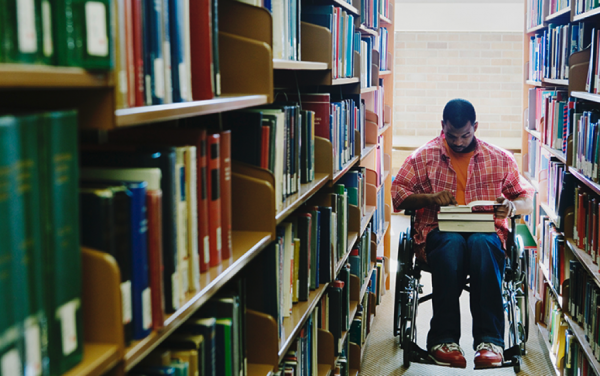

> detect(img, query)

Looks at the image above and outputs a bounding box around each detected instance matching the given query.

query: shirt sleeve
[391,154,419,211]
[502,154,535,201]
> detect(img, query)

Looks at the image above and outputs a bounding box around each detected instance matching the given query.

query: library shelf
[527,24,546,34]
[563,314,600,376]
[536,322,562,376]
[0,64,113,88]
[377,171,391,193]
[358,25,378,36]
[279,283,331,362]
[276,172,331,224]
[318,364,332,376]
[360,266,376,301]
[539,262,563,309]
[571,91,600,104]
[248,364,275,376]
[115,94,269,127]
[574,6,600,22]
[378,122,392,136]
[336,232,360,276]
[545,6,571,21]
[377,221,390,244]
[523,172,540,191]
[360,86,378,94]
[273,59,329,70]
[380,15,392,25]
[331,156,360,184]
[124,230,272,370]
[339,301,360,349]
[63,343,121,376]
[540,143,567,163]
[566,239,600,290]
[539,202,559,225]
[569,167,600,197]
[525,80,543,86]
[361,205,377,237]
[543,78,569,86]
[379,70,392,76]
[524,127,542,140]
[349,369,359,376]
[331,77,360,86]
[332,0,359,16]
[361,143,377,160]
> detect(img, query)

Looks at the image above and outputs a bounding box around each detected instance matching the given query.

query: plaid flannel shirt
[391,134,534,262]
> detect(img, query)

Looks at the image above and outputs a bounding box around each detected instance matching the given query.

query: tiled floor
[359,214,556,376]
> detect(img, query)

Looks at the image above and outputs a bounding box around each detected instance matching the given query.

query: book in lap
[438,200,500,232]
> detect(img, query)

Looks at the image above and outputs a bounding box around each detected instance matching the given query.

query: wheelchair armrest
[404,209,415,216]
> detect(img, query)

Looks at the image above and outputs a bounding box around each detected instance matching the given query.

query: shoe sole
[474,361,503,369]
[428,354,467,369]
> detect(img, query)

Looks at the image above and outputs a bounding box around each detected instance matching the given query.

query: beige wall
[393,31,524,139]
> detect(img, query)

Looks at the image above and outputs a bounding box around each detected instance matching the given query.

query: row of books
[586,28,600,94]
[359,37,374,89]
[573,110,600,184]
[302,6,358,80]
[0,0,111,69]
[359,0,380,30]
[542,157,574,231]
[130,286,245,376]
[349,227,373,290]
[527,23,581,82]
[378,28,389,72]
[549,0,571,14]
[526,88,569,154]
[113,0,219,108]
[539,288,568,371]
[278,311,319,376]
[0,111,83,375]
[576,0,599,15]
[564,328,599,376]
[527,0,545,29]
[268,0,301,61]
[573,184,600,264]
[538,216,570,296]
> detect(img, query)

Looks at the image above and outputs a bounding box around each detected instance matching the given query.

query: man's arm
[397,191,457,210]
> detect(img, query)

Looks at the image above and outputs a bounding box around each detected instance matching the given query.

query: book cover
[189,0,213,99]
[296,213,311,301]
[207,134,222,267]
[215,318,232,376]
[143,0,165,104]
[131,0,145,106]
[219,130,232,260]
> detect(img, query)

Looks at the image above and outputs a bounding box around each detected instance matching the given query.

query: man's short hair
[443,98,476,128]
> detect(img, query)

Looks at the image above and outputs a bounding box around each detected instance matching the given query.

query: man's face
[441,120,478,153]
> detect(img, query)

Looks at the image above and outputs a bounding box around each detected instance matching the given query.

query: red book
[578,192,586,249]
[190,0,214,100]
[288,94,331,139]
[107,128,211,272]
[207,134,222,267]
[219,130,232,260]
[131,0,145,106]
[147,190,165,330]
[261,125,270,170]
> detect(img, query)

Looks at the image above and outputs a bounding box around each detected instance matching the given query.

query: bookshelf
[573,6,600,21]
[545,6,571,21]
[0,0,395,372]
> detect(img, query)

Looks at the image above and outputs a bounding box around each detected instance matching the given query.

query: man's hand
[494,197,515,220]
[430,191,457,206]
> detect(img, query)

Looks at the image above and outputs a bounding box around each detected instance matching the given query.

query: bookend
[318,329,336,370]
[231,165,276,235]
[315,136,334,178]
[246,309,279,373]
[568,49,591,95]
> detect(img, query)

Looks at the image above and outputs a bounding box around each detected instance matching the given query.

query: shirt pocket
[470,165,504,199]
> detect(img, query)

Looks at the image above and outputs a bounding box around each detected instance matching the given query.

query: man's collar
[437,132,481,159]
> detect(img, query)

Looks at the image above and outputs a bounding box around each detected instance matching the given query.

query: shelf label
[56,299,80,356]
[85,2,109,57]
[204,236,210,264]
[154,58,165,99]
[25,317,42,376]
[172,272,180,310]
[216,227,222,252]
[1,349,22,376]
[17,0,38,53]
[41,1,53,56]
[142,287,152,330]
[121,280,132,324]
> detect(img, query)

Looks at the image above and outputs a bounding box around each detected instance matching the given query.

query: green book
[17,114,49,376]
[39,110,83,375]
[0,0,45,63]
[0,115,24,376]
[52,0,112,69]
[215,318,232,376]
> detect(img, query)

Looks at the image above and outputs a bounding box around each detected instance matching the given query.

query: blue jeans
[425,229,505,350]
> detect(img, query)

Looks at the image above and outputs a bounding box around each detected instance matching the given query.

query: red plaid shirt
[391,134,534,261]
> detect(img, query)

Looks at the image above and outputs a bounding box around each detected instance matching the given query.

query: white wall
[395,2,524,32]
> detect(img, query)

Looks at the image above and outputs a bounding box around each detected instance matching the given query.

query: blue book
[179,317,217,376]
[144,0,165,104]
[168,0,185,102]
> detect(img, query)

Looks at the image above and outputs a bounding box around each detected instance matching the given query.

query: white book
[437,212,495,221]
[438,220,496,233]
[271,0,285,59]
[184,146,200,292]
[175,147,188,304]
[439,200,500,213]
[282,222,293,317]
[182,0,192,101]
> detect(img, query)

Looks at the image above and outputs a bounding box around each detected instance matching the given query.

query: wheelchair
[393,210,529,373]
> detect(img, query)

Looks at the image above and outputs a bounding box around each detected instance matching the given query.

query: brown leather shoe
[474,342,504,369]
[428,343,467,368]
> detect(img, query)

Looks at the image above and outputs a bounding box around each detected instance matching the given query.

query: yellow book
[293,238,300,303]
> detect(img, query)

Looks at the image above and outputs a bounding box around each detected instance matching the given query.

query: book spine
[146,190,165,330]
[219,130,232,260]
[198,130,210,272]
[189,0,213,100]
[207,134,222,267]
[132,0,145,106]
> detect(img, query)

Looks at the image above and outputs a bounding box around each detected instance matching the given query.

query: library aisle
[359,214,556,376]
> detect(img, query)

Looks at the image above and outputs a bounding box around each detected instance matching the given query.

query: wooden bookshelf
[276,173,331,224]
[539,262,563,309]
[563,315,600,376]
[273,59,329,70]
[360,86,378,94]
[358,25,378,36]
[540,143,567,163]
[573,6,600,22]
[361,205,377,237]
[571,91,600,103]
[539,202,559,225]
[331,156,360,184]
[248,364,275,376]
[318,364,332,376]
[337,231,360,275]
[360,266,376,301]
[377,221,390,245]
[526,79,543,86]
[332,0,360,16]
[380,15,392,25]
[361,143,377,160]
[279,283,331,362]
[536,323,562,376]
[565,239,600,290]
[543,78,569,86]
[377,171,390,193]
[339,301,360,348]
[349,369,359,376]
[63,343,121,376]
[379,70,392,76]
[524,127,542,140]
[331,77,360,85]
[545,6,571,21]
[527,24,547,34]
[0,64,113,88]
[569,167,600,197]
[378,122,392,136]
[115,95,269,127]
[124,230,272,370]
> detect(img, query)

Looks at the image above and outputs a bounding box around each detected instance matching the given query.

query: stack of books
[437,201,499,233]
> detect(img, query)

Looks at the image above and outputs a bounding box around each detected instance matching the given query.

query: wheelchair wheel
[394,231,409,338]
[516,251,529,353]
[403,326,412,368]
[512,356,521,373]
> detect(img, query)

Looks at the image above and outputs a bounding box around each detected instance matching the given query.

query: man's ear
[473,121,479,133]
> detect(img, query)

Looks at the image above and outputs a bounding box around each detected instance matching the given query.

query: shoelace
[476,342,503,355]
[432,343,463,354]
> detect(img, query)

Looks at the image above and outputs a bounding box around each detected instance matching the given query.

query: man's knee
[467,232,501,251]
[427,232,467,265]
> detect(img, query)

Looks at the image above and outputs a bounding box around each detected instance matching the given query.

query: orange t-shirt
[444,139,475,205]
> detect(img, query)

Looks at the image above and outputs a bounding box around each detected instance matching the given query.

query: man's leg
[425,229,468,350]
[467,232,505,369]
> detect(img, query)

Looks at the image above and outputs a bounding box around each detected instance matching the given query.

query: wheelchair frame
[393,210,529,373]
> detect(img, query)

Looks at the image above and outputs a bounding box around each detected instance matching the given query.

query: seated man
[391,98,534,369]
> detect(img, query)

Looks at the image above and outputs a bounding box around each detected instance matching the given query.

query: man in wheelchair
[391,99,534,369]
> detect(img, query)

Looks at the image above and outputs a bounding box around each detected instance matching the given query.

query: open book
[439,200,500,213]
